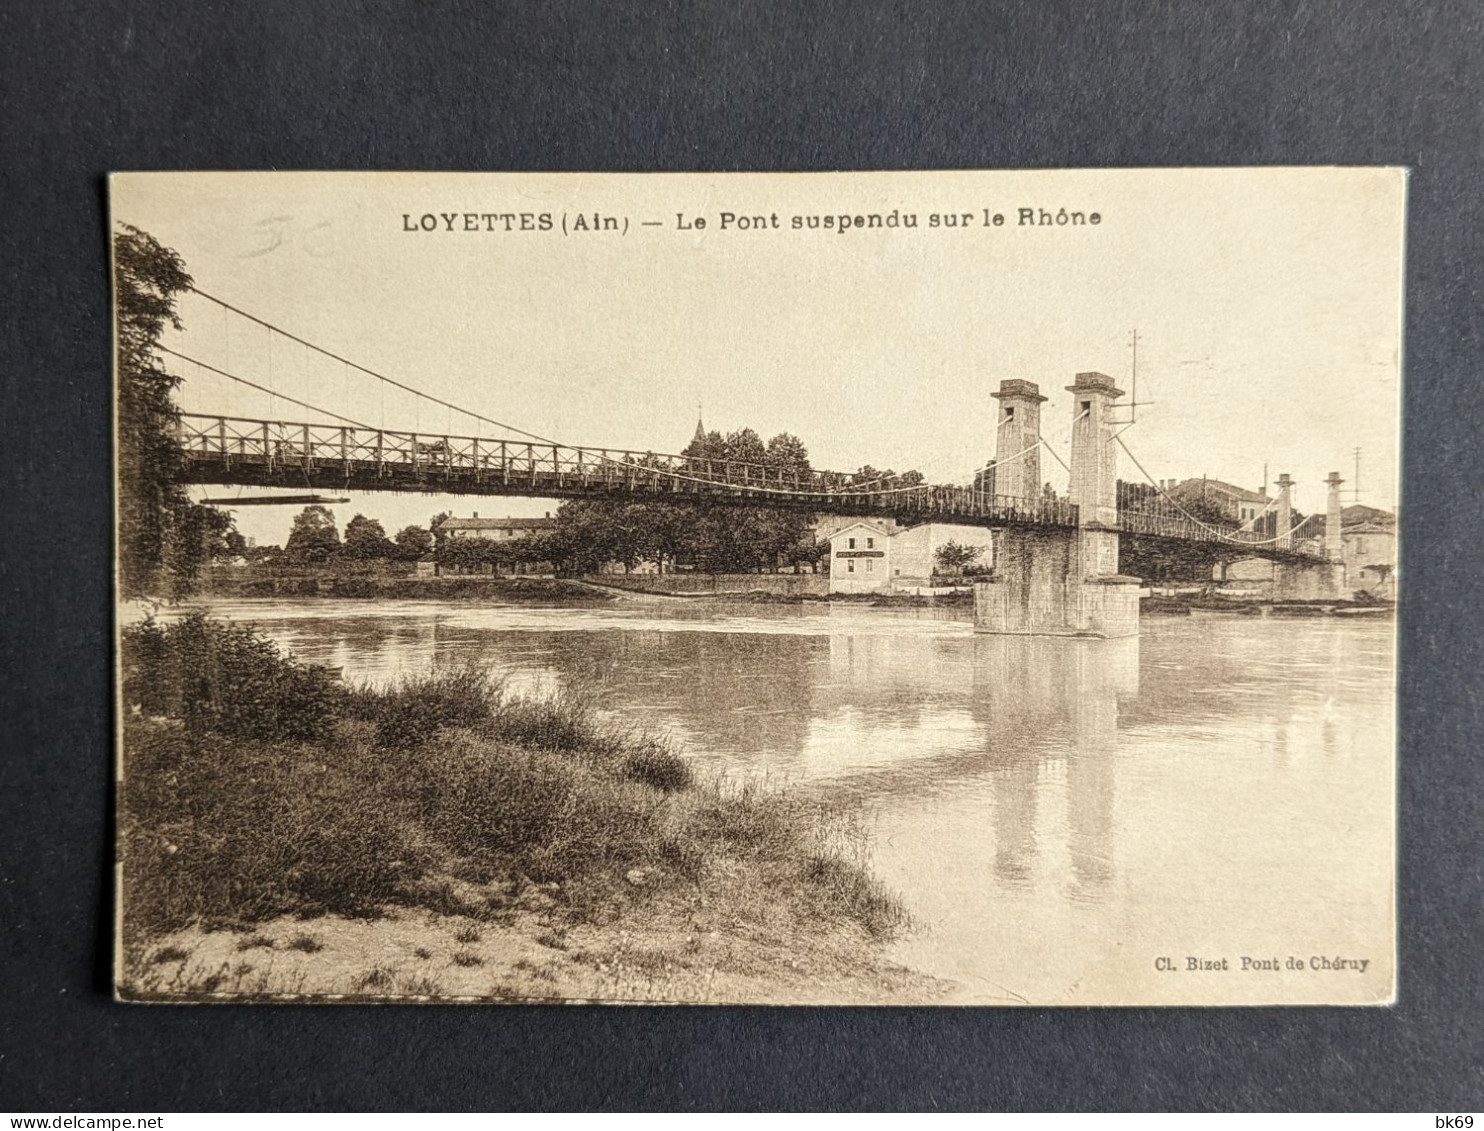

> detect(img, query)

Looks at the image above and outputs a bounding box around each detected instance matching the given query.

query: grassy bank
[118,615,933,1003]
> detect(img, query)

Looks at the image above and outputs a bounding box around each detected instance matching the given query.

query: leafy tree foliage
[853,464,924,488]
[765,432,811,475]
[341,514,396,560]
[115,225,242,595]
[934,540,985,574]
[284,505,341,563]
[539,425,831,575]
[393,524,434,559]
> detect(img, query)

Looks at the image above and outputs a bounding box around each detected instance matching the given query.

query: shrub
[121,614,341,742]
[622,739,693,792]
[348,667,498,749]
[484,694,603,754]
[409,736,575,861]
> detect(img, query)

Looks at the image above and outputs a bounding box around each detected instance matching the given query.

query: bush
[483,693,600,754]
[345,666,499,748]
[622,738,693,792]
[121,613,340,742]
[408,734,576,862]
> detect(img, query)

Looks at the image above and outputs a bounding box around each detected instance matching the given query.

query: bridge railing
[176,413,1096,528]
[177,414,883,493]
[1117,502,1326,558]
[175,414,1084,524]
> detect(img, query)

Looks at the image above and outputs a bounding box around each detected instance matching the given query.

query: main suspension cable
[159,346,371,428]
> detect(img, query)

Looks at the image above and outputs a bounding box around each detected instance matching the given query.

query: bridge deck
[175,414,1325,559]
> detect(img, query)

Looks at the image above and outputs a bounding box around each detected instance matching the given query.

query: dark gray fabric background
[2,0,1480,1112]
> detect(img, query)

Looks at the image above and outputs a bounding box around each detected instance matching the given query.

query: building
[1164,477,1271,526]
[827,521,892,594]
[1341,507,1397,598]
[812,514,903,543]
[887,522,996,589]
[437,512,556,541]
[826,520,995,594]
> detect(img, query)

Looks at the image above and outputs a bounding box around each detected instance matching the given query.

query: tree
[435,535,497,574]
[166,504,246,580]
[1180,495,1241,530]
[429,511,453,550]
[935,540,984,575]
[115,224,199,596]
[764,432,811,478]
[284,505,341,563]
[341,514,395,560]
[683,428,728,466]
[853,464,924,489]
[724,427,767,467]
[393,525,434,559]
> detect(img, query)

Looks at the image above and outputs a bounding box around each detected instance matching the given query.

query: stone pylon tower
[1067,372,1124,579]
[974,371,1141,638]
[1275,473,1295,549]
[990,379,1046,502]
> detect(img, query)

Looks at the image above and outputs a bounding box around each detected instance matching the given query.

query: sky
[111,169,1406,546]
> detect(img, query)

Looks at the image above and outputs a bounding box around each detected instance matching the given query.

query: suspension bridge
[160,287,1350,637]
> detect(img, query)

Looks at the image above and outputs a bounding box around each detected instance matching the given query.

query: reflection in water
[200,598,1394,1004]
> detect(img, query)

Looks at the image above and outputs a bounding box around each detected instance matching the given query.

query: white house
[827,521,891,594]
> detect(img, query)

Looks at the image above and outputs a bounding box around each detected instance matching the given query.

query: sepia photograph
[111,168,1402,1005]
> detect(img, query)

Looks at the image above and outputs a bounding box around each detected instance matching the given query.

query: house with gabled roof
[827,520,892,594]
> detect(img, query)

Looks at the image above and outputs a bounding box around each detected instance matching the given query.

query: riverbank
[117,614,941,1004]
[1143,595,1395,618]
[204,575,615,602]
[200,571,982,610]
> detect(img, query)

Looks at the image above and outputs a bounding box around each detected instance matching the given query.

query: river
[193,596,1396,1005]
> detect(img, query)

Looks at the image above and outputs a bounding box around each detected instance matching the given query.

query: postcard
[112,168,1402,1004]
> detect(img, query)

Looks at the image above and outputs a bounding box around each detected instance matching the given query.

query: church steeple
[692,404,706,446]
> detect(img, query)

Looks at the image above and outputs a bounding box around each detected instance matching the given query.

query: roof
[1342,504,1396,527]
[1170,478,1269,504]
[437,516,556,531]
[827,520,891,539]
[1343,522,1396,536]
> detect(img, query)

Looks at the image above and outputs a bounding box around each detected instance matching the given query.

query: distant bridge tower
[990,379,1046,501]
[1276,472,1295,549]
[1324,471,1345,560]
[974,372,1142,638]
[1272,469,1351,599]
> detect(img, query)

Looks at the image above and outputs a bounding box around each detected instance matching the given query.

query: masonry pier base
[973,529,1142,639]
[1272,561,1350,601]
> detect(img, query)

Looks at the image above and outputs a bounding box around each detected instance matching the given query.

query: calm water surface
[197,597,1395,1004]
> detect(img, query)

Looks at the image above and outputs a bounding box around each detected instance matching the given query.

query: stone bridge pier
[975,374,1142,637]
